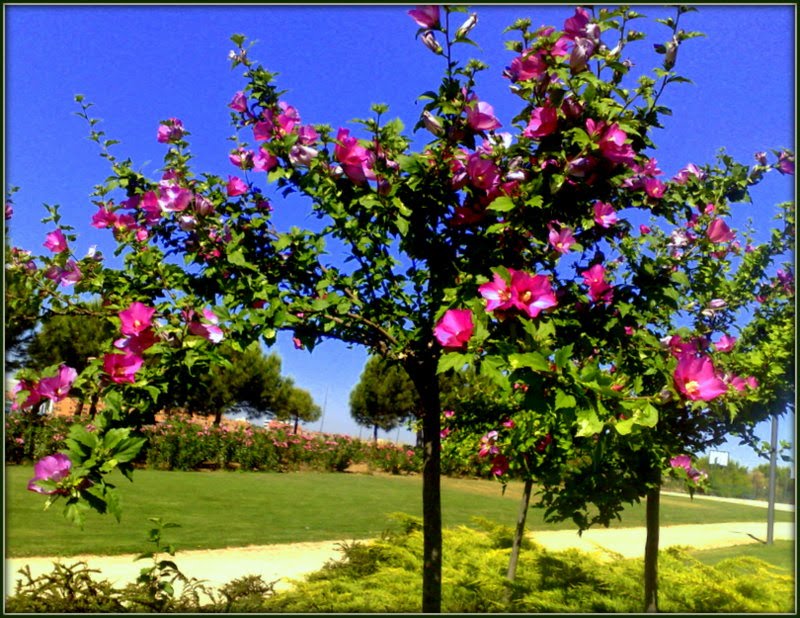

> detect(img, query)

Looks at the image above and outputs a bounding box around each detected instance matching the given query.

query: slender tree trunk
[421,402,442,613]
[88,392,99,418]
[408,359,443,613]
[643,479,661,613]
[506,477,534,589]
[213,409,222,426]
[293,415,300,434]
[373,424,379,443]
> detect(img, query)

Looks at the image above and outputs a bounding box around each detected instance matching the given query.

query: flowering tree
[6,5,794,613]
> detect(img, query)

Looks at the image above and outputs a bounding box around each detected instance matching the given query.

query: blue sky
[4,4,795,469]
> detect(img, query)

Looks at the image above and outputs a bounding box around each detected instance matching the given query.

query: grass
[690,539,795,573]
[5,465,794,558]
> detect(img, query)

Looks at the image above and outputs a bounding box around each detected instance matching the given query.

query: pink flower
[408,5,440,29]
[587,119,635,166]
[509,270,557,318]
[434,309,474,349]
[707,218,735,243]
[523,106,558,139]
[12,379,42,411]
[466,99,501,132]
[672,163,705,184]
[639,224,651,235]
[548,226,576,254]
[103,352,144,384]
[504,49,548,83]
[252,148,278,173]
[139,191,162,226]
[644,178,666,198]
[188,308,224,343]
[581,264,614,304]
[569,37,595,73]
[297,124,319,146]
[275,101,301,136]
[229,147,255,170]
[777,150,794,175]
[490,454,509,477]
[156,118,185,144]
[44,229,68,253]
[229,91,248,113]
[119,301,156,336]
[479,273,514,314]
[443,410,455,418]
[713,334,737,353]
[59,260,82,286]
[91,207,118,229]
[593,201,618,228]
[36,365,78,403]
[253,119,274,141]
[226,176,248,197]
[158,184,193,212]
[27,453,72,495]
[478,430,499,457]
[114,328,158,355]
[334,128,376,184]
[670,454,692,471]
[479,269,557,319]
[673,353,727,402]
[563,7,591,39]
[288,144,318,167]
[466,155,500,192]
[502,419,515,429]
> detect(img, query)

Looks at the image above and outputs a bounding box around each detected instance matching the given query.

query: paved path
[5,521,793,597]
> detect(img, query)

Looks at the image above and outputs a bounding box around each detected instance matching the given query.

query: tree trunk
[506,477,534,589]
[213,409,222,426]
[373,424,379,443]
[293,415,300,434]
[407,359,443,613]
[643,480,661,613]
[420,401,442,613]
[88,392,99,418]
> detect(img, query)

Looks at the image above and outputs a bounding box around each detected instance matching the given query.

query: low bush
[6,516,793,613]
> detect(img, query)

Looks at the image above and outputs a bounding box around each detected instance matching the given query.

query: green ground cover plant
[6,516,792,613]
[261,517,795,613]
[6,466,792,558]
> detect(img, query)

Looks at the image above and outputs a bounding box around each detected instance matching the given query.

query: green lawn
[5,465,794,558]
[690,539,795,573]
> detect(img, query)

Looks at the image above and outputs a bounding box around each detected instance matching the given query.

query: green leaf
[228,250,248,266]
[554,344,573,370]
[64,500,89,528]
[487,196,516,213]
[555,390,577,410]
[508,352,550,372]
[437,353,470,374]
[575,409,604,437]
[113,436,146,464]
[106,488,122,523]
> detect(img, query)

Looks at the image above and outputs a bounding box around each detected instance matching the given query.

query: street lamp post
[767,414,778,545]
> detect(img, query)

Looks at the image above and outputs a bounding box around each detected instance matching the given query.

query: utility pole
[318,387,328,433]
[767,414,778,544]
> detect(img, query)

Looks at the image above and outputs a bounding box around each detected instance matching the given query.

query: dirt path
[6,521,793,597]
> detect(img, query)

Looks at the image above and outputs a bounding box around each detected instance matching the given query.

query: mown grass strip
[5,466,793,557]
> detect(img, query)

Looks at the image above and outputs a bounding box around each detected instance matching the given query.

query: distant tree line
[10,301,321,429]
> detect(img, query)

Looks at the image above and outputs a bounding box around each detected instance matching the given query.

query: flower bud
[664,35,679,70]
[455,13,478,40]
[421,30,443,55]
[422,110,444,135]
